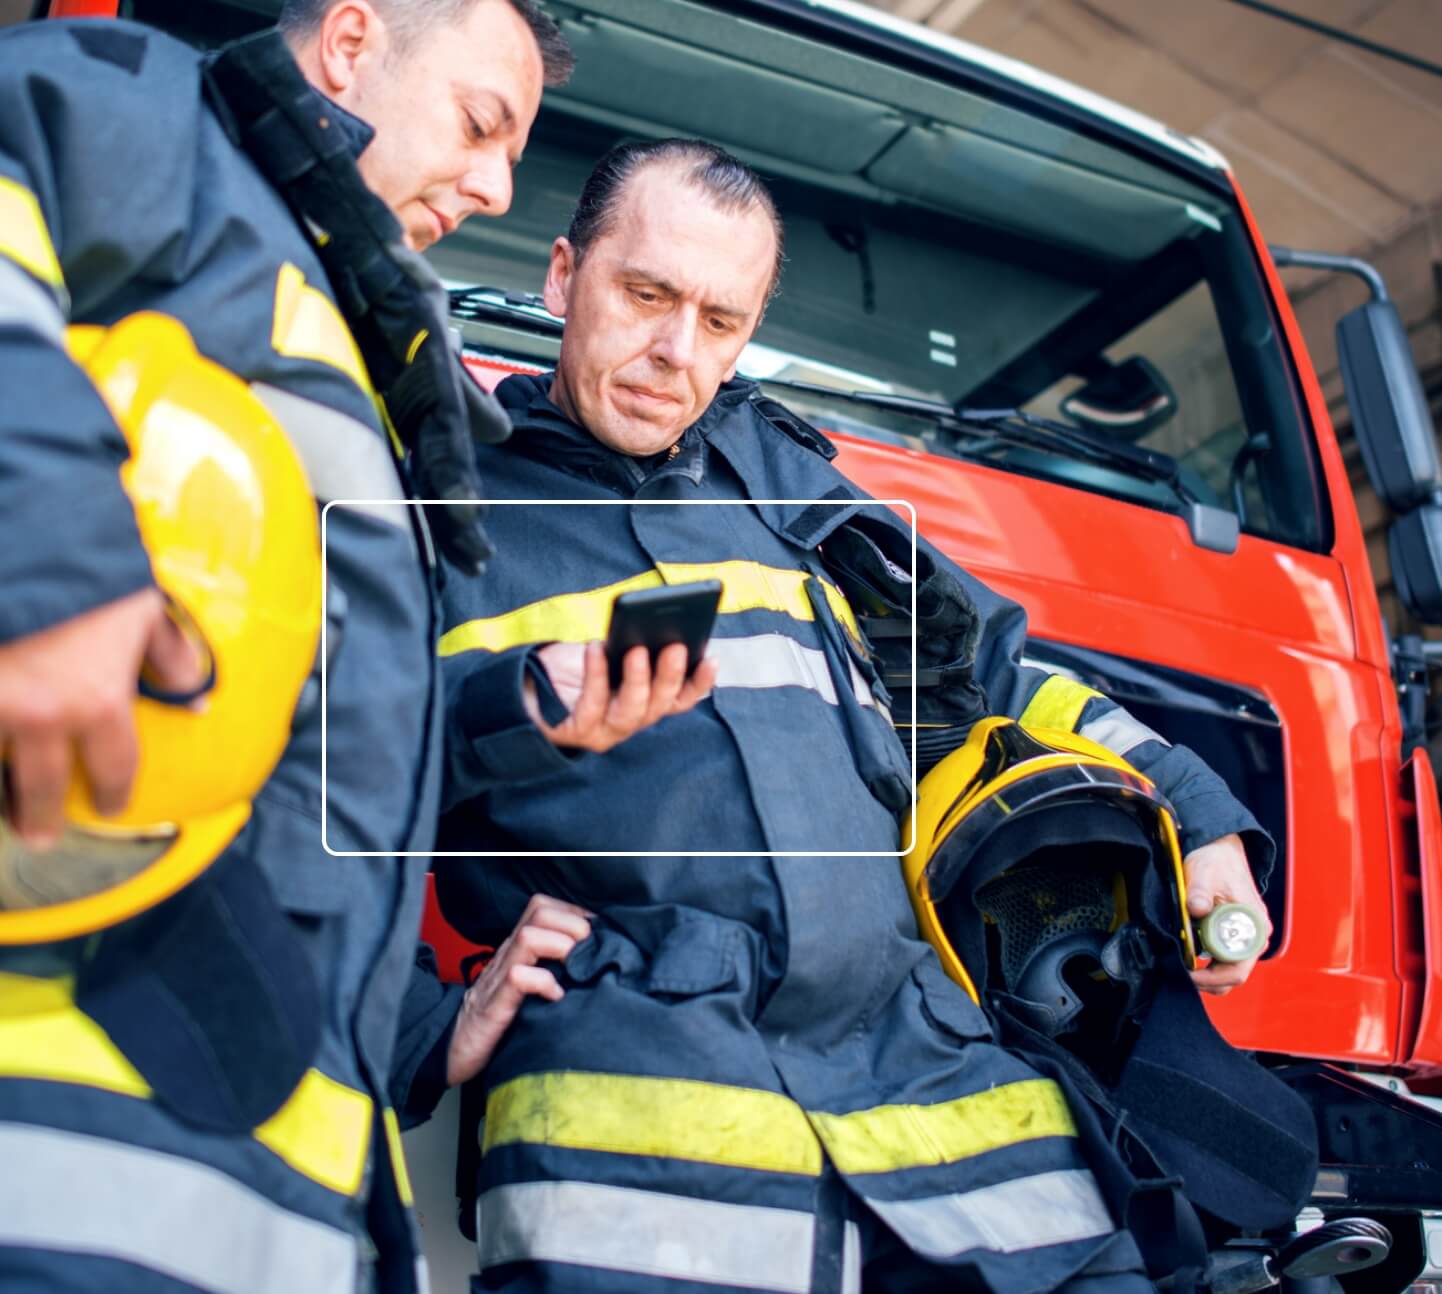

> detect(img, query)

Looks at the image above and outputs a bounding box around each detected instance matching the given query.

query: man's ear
[311,0,386,100]
[542,237,577,319]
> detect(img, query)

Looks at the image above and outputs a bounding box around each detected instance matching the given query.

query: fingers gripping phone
[605,580,723,690]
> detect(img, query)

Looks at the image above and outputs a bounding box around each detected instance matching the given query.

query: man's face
[544,164,777,456]
[334,1,544,250]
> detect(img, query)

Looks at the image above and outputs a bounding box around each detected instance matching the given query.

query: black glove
[822,520,987,775]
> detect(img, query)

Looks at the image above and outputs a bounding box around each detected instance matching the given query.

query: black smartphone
[606,580,723,690]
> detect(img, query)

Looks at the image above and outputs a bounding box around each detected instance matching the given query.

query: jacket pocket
[564,905,742,1000]
[245,787,349,918]
[912,954,991,1042]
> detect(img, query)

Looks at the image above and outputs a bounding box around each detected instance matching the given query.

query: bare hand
[1184,832,1272,995]
[0,587,206,847]
[523,640,717,753]
[445,893,592,1086]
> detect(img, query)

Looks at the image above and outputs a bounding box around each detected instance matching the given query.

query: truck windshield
[430,0,1329,550]
[736,192,1328,551]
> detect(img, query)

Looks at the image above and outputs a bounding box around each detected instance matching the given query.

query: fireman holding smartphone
[433,140,1276,1293]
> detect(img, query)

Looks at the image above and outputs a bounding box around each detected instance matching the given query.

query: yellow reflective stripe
[404,328,428,365]
[440,569,662,656]
[255,1069,374,1198]
[271,261,372,397]
[381,1107,415,1206]
[1017,675,1103,734]
[438,560,858,657]
[808,1078,1077,1176]
[484,1071,824,1177]
[0,973,149,1097]
[663,561,858,642]
[0,176,63,288]
[0,973,373,1197]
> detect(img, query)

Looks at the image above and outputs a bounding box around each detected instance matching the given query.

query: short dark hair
[567,138,786,304]
[278,0,575,87]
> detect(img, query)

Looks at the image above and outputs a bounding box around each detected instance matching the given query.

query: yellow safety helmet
[904,716,1197,1024]
[0,312,321,945]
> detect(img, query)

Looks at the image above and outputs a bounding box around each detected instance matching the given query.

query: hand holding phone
[605,580,722,690]
[521,582,721,755]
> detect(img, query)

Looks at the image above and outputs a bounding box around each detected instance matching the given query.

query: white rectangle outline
[319,497,918,858]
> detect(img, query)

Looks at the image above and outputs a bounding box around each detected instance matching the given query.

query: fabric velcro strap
[782,486,857,547]
[77,851,322,1133]
[884,666,971,689]
[1116,1058,1317,1225]
[861,616,912,639]
[753,397,838,460]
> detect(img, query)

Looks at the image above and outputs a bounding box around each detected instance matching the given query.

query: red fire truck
[45,0,1442,1287]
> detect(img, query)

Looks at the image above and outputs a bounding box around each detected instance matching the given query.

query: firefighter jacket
[0,22,456,1294]
[434,373,1270,1292]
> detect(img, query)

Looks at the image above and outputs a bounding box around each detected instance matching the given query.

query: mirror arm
[1269,246,1389,303]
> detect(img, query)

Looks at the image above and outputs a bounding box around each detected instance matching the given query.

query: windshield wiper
[953,406,1187,494]
[448,285,563,337]
[762,379,1185,492]
[760,379,1239,553]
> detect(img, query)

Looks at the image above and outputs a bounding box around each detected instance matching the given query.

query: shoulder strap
[751,395,838,460]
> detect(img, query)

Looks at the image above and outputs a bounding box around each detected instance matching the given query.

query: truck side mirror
[1345,303,1442,623]
[1271,247,1442,626]
[1390,505,1442,624]
[1337,300,1441,512]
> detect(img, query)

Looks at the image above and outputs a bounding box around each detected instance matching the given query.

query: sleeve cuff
[399,1007,459,1130]
[1130,741,1277,891]
[443,647,577,807]
[390,942,466,1130]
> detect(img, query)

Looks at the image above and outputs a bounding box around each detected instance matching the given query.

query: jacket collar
[319,92,376,162]
[491,371,875,551]
[494,372,756,494]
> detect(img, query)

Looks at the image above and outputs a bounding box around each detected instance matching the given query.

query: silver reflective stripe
[250,383,409,532]
[865,1168,1115,1258]
[842,1220,862,1293]
[1079,709,1168,757]
[477,1180,816,1292]
[0,1122,358,1294]
[0,256,65,344]
[709,634,876,710]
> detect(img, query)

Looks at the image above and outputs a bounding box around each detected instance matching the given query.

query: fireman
[0,3,578,1291]
[433,140,1276,1291]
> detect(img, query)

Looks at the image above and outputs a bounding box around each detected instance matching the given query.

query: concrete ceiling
[872,0,1441,260]
[866,0,1442,383]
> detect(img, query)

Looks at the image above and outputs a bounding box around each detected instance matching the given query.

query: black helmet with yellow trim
[0,312,321,946]
[905,716,1204,1061]
[905,717,1320,1241]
